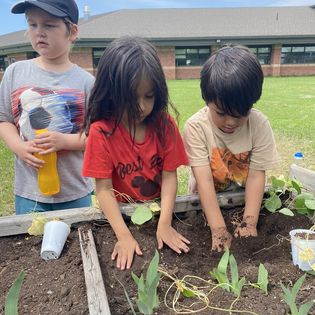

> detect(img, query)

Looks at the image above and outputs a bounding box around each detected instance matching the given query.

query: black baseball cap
[11,0,79,24]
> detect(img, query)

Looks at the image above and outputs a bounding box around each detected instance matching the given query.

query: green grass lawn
[1,76,314,215]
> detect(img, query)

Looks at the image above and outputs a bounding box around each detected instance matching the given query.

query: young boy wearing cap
[0,0,95,214]
[183,45,280,251]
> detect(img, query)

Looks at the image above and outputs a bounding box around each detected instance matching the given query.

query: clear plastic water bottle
[293,152,305,167]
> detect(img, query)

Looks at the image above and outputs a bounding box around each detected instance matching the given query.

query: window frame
[281,44,315,64]
[175,46,210,67]
[248,45,272,65]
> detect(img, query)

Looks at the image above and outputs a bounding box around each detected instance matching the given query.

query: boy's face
[26,7,77,61]
[208,102,249,134]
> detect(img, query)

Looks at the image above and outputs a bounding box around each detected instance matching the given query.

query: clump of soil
[0,209,314,315]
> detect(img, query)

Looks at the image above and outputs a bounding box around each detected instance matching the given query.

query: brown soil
[1,209,315,315]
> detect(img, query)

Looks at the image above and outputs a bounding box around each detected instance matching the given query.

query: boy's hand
[34,131,65,153]
[111,235,143,270]
[211,227,232,252]
[234,215,258,238]
[156,222,190,254]
[16,140,44,169]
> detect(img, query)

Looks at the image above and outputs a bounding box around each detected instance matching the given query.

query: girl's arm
[0,121,44,169]
[192,165,232,251]
[33,132,87,153]
[234,168,265,237]
[95,178,142,270]
[156,170,190,253]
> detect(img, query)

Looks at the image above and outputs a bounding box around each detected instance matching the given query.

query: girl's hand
[234,216,258,238]
[111,235,143,270]
[156,223,190,254]
[211,227,232,252]
[34,131,65,154]
[16,140,44,170]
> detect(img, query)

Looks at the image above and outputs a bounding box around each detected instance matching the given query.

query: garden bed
[1,209,315,315]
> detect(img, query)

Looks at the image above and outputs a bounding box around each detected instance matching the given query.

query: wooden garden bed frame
[1,165,314,315]
[0,191,246,315]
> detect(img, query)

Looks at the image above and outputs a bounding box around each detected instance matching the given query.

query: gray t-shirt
[0,60,94,203]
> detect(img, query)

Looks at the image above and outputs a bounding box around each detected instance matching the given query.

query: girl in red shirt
[82,36,190,270]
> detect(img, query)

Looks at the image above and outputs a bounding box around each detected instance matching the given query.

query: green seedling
[5,271,25,315]
[264,176,315,217]
[209,249,246,296]
[280,274,314,315]
[131,202,160,225]
[131,250,160,315]
[256,263,269,295]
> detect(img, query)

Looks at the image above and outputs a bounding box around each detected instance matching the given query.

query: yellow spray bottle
[34,129,60,196]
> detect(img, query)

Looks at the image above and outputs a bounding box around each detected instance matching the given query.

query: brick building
[0,6,315,79]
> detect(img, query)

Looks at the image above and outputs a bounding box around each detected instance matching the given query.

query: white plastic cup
[41,221,70,260]
[290,229,315,271]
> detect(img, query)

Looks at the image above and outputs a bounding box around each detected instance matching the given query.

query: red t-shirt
[82,116,188,202]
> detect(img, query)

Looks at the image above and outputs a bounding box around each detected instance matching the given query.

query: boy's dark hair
[200,45,263,117]
[84,36,178,144]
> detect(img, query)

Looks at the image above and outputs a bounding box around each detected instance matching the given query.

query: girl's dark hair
[200,45,264,117]
[83,36,178,144]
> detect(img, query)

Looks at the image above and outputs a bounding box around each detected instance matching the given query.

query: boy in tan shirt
[183,45,279,251]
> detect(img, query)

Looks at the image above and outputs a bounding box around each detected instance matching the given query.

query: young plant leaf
[279,208,295,216]
[182,288,195,297]
[146,250,160,287]
[264,194,282,212]
[299,300,315,315]
[291,274,306,302]
[271,176,286,190]
[131,251,160,315]
[149,202,160,213]
[294,198,309,215]
[229,254,245,296]
[290,180,302,195]
[5,271,25,315]
[257,263,269,295]
[209,250,231,292]
[131,205,153,225]
[305,199,315,210]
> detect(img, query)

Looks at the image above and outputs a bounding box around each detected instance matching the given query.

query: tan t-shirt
[183,107,280,191]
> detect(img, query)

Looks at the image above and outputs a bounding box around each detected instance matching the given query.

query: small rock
[60,287,71,298]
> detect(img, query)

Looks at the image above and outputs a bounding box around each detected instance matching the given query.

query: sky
[0,0,314,35]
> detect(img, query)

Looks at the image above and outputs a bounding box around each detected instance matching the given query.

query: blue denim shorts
[15,194,92,215]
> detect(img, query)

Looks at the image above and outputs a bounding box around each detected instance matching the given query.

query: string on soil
[158,267,259,315]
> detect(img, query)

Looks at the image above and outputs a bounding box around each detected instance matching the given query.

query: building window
[27,52,39,59]
[93,48,105,69]
[0,56,7,71]
[175,47,210,66]
[281,45,315,64]
[248,46,272,65]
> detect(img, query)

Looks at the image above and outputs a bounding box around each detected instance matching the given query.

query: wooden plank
[79,228,111,315]
[290,164,315,194]
[290,165,315,223]
[0,191,245,237]
[0,207,104,237]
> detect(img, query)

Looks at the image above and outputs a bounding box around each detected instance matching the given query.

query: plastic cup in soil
[289,229,315,271]
[41,221,70,260]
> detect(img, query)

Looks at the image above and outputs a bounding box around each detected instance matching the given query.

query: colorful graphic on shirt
[11,86,85,141]
[211,148,250,191]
